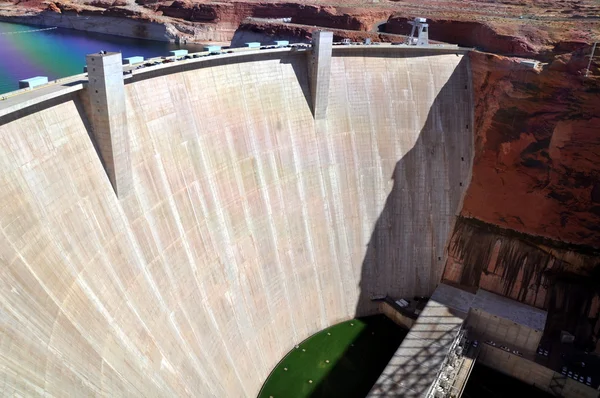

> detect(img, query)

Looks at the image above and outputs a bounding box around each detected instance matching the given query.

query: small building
[169,49,188,57]
[204,45,221,54]
[245,42,261,49]
[467,289,547,354]
[275,40,289,47]
[18,76,48,89]
[520,59,540,68]
[123,56,144,65]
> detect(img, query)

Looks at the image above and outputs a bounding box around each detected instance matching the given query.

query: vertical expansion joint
[86,52,132,198]
[308,31,333,120]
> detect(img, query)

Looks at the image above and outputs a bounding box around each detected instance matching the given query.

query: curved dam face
[0,48,473,396]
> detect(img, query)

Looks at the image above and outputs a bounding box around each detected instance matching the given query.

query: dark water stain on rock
[448,217,600,347]
[449,217,599,298]
[547,190,574,203]
[521,158,548,170]
[450,217,556,301]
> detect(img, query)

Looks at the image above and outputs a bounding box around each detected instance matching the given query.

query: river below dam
[0,21,204,95]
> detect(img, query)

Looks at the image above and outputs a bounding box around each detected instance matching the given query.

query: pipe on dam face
[0,48,473,396]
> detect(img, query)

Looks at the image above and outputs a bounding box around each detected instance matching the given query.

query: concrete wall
[468,307,542,354]
[479,344,598,398]
[380,301,416,329]
[0,49,473,396]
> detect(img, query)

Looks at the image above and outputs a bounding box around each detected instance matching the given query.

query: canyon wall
[2,0,597,51]
[0,12,177,42]
[0,49,472,396]
[0,2,391,43]
[464,50,600,247]
[442,49,600,352]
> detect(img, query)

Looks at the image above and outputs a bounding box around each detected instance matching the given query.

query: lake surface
[0,21,205,95]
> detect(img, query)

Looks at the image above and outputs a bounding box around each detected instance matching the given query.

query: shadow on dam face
[260,55,473,397]
[0,49,472,396]
[324,56,473,397]
[355,55,473,317]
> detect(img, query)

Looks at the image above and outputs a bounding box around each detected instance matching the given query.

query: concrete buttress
[308,31,333,120]
[86,51,132,197]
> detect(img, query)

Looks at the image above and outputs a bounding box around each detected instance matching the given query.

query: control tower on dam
[0,40,473,396]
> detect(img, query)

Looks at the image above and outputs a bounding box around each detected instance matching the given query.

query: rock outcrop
[443,216,600,351]
[2,0,597,48]
[464,49,600,247]
[440,45,600,350]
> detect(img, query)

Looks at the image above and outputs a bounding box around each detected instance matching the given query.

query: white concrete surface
[369,284,472,397]
[0,47,473,397]
[472,289,548,331]
[308,30,333,119]
[86,51,132,197]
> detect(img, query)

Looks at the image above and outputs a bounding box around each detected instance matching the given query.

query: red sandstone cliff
[465,49,600,247]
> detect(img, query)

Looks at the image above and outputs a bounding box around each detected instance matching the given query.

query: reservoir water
[0,21,204,95]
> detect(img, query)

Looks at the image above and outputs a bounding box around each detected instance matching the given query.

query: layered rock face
[465,50,600,246]
[3,0,598,47]
[0,50,473,396]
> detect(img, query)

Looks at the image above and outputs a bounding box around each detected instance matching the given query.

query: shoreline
[0,12,178,42]
[0,7,233,45]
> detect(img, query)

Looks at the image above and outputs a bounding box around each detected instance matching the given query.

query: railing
[0,73,87,102]
[426,326,479,398]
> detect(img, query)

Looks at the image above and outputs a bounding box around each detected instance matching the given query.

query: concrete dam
[0,41,473,396]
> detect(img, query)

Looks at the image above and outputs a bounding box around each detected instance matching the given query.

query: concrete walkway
[368,285,475,397]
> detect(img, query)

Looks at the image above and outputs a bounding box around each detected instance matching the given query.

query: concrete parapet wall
[468,307,542,355]
[380,301,416,329]
[0,48,473,396]
[479,344,555,393]
[479,344,598,398]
